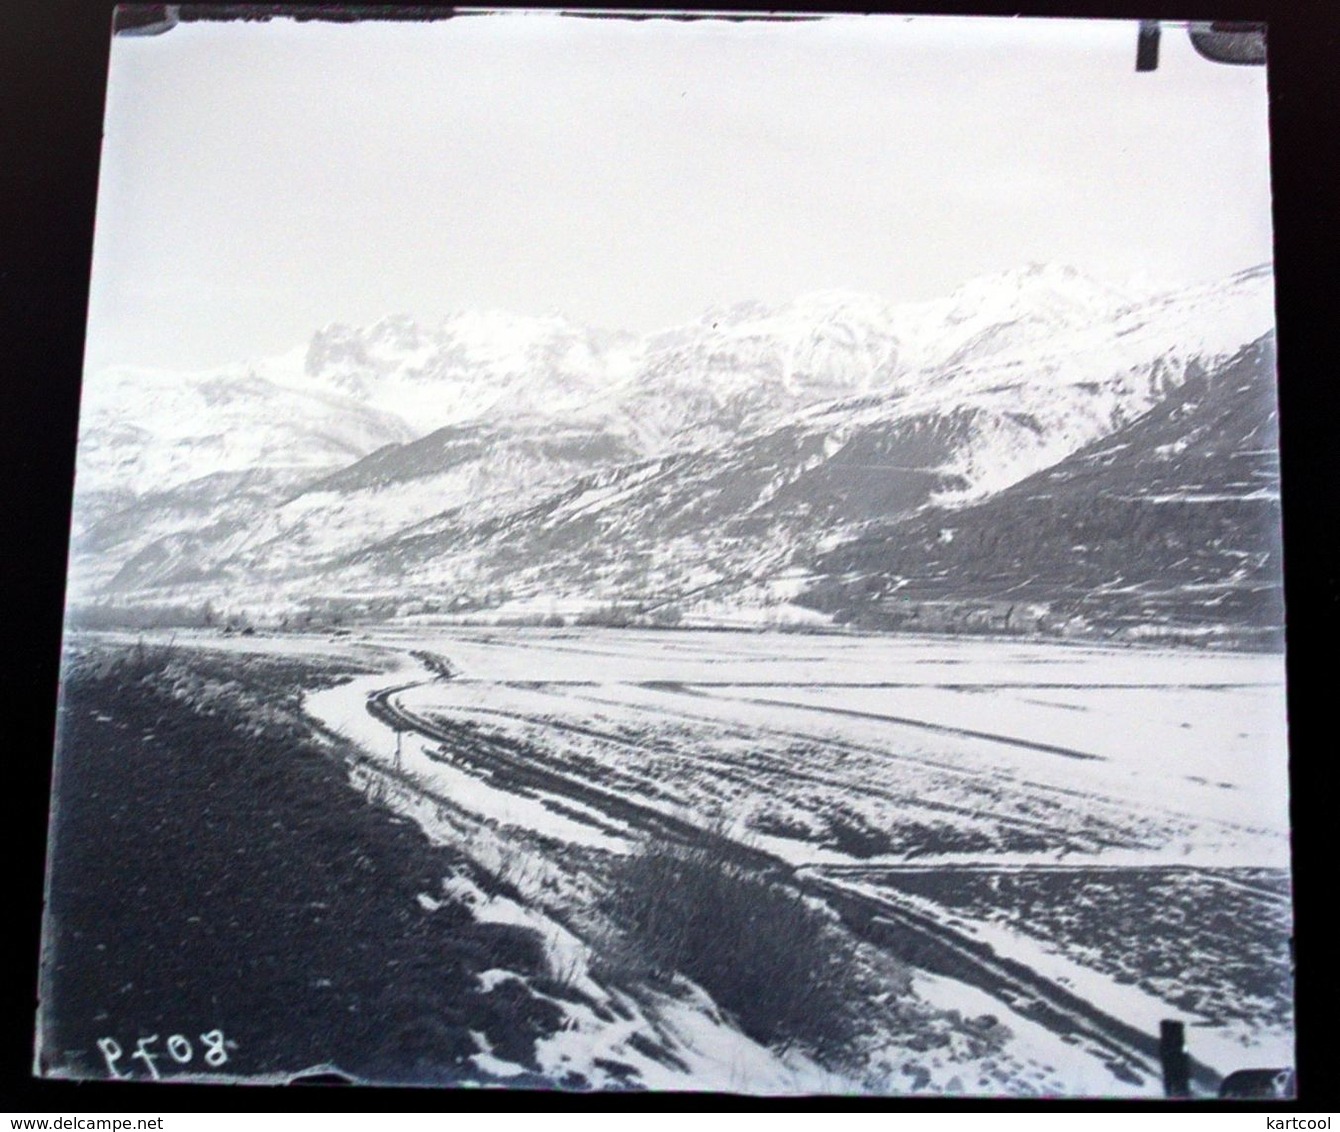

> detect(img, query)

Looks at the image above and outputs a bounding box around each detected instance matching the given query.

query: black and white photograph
[33,8,1294,1097]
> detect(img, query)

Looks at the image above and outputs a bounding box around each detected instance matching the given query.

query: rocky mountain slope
[800,334,1283,645]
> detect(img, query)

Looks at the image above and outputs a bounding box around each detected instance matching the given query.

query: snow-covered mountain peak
[939,261,1134,327]
[286,261,1251,451]
[74,362,416,500]
[870,263,1144,376]
[619,290,908,449]
[293,305,630,436]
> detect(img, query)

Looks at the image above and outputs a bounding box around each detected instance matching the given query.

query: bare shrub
[603,840,859,1056]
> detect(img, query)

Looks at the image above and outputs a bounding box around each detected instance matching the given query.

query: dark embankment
[38,644,562,1086]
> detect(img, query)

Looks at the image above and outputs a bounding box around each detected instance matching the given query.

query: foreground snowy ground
[100,625,1293,1094]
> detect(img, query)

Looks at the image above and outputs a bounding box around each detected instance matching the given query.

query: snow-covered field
[115,624,1294,1094]
[370,626,1289,862]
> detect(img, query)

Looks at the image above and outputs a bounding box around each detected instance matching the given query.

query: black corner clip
[113,4,181,36]
[1137,19,1267,72]
[1136,20,1161,72]
[1188,21,1267,66]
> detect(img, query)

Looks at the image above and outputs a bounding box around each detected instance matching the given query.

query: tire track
[397,689,1095,850]
[366,684,779,871]
[825,860,1293,905]
[594,681,1272,844]
[364,676,1221,1094]
[453,681,1182,851]
[802,872,1222,1095]
[732,693,1104,762]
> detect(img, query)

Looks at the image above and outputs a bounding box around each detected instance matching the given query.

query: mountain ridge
[67,262,1282,643]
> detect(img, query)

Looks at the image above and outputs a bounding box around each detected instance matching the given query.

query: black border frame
[4,0,1336,1112]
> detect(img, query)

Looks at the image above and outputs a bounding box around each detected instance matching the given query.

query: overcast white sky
[84,12,1274,372]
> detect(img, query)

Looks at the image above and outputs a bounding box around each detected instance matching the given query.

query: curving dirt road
[361,672,1222,1095]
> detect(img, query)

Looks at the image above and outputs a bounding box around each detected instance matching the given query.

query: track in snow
[361,675,1223,1094]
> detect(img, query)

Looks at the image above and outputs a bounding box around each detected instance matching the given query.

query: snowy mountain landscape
[43,253,1296,1098]
[32,7,1301,1099]
[69,261,1279,643]
[34,4,1310,1099]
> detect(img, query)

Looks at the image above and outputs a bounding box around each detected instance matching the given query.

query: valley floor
[41,626,1294,1096]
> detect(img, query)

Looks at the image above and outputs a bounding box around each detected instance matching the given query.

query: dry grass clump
[603,840,862,1055]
